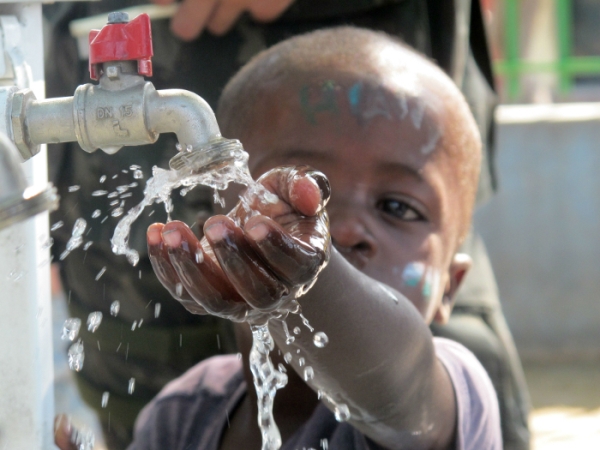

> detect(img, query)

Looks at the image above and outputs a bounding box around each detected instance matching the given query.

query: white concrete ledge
[497,102,600,124]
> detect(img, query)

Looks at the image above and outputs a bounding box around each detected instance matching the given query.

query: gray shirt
[131,337,501,449]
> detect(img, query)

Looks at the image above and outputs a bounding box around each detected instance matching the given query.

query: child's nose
[330,215,377,268]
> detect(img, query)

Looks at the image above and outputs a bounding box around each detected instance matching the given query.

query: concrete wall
[475,104,600,359]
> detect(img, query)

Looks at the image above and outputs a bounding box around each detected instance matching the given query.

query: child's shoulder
[156,354,243,399]
[433,338,502,450]
[130,355,244,450]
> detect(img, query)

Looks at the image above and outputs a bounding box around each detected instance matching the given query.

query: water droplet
[175,143,182,152]
[8,270,24,282]
[68,340,84,371]
[95,266,106,281]
[72,426,95,450]
[109,200,119,207]
[99,175,107,183]
[41,237,54,250]
[284,352,292,364]
[120,192,132,199]
[87,312,103,333]
[92,210,101,218]
[195,250,204,264]
[128,378,135,394]
[320,438,329,450]
[304,366,314,381]
[101,391,109,408]
[186,144,193,152]
[61,318,81,341]
[278,363,287,373]
[111,207,124,217]
[122,169,129,174]
[133,170,143,179]
[83,241,93,251]
[112,174,118,179]
[50,221,64,231]
[108,191,119,198]
[129,165,141,171]
[282,320,295,345]
[154,303,161,318]
[293,327,301,335]
[313,332,329,348]
[298,357,305,367]
[139,319,143,327]
[68,185,80,192]
[299,313,314,332]
[129,182,138,188]
[175,283,183,297]
[334,403,350,422]
[131,320,137,331]
[236,352,242,360]
[110,300,120,316]
[91,190,108,197]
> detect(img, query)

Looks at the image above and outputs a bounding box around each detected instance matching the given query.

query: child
[136,27,500,450]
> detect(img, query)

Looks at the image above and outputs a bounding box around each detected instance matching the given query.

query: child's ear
[433,253,472,325]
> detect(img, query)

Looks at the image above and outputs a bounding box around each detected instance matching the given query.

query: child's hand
[147,166,331,323]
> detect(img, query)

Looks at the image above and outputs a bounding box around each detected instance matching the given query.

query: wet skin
[146,72,476,449]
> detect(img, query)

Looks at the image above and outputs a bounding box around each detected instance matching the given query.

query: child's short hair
[217,26,481,245]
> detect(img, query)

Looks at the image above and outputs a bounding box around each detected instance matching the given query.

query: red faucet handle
[89,12,153,81]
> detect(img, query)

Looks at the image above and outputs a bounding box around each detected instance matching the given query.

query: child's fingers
[244,214,329,286]
[54,415,77,450]
[161,221,249,321]
[240,166,330,220]
[147,223,209,315]
[203,215,289,311]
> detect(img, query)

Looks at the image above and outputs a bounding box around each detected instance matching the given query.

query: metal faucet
[1,12,223,162]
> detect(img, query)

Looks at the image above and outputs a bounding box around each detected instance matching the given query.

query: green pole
[555,0,573,93]
[505,0,521,99]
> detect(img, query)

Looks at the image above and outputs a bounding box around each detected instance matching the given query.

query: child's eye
[377,198,424,221]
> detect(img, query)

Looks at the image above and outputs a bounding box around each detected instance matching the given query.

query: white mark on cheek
[401,262,426,287]
[422,267,441,303]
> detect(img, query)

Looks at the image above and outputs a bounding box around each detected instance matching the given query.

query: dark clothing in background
[44,1,529,449]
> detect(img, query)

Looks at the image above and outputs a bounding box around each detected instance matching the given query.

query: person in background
[44,1,529,448]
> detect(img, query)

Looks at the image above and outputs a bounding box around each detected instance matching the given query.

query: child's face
[229,75,471,323]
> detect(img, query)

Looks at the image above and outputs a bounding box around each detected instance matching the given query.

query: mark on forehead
[299,80,339,124]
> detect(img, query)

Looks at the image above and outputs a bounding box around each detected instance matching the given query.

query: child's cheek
[398,262,442,315]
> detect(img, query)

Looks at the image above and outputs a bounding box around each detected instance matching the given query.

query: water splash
[313,332,329,348]
[59,218,87,260]
[110,300,120,317]
[61,318,81,341]
[87,312,103,333]
[68,340,84,371]
[249,324,288,450]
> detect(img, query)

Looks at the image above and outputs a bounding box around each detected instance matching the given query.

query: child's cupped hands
[146,166,331,323]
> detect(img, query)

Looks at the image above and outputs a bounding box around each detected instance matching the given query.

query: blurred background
[47,1,600,449]
[477,0,600,448]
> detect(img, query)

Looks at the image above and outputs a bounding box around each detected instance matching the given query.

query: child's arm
[147,166,456,449]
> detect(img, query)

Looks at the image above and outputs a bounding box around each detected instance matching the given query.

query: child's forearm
[269,248,456,449]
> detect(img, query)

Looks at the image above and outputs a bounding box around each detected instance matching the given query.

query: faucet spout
[146,88,222,151]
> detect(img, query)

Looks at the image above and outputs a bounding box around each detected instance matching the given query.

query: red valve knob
[88,13,153,81]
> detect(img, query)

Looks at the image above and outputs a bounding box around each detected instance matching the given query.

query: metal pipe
[146,88,221,150]
[26,97,77,145]
[10,71,221,160]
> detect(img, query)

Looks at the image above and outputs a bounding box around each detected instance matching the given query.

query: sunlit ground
[525,360,600,449]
